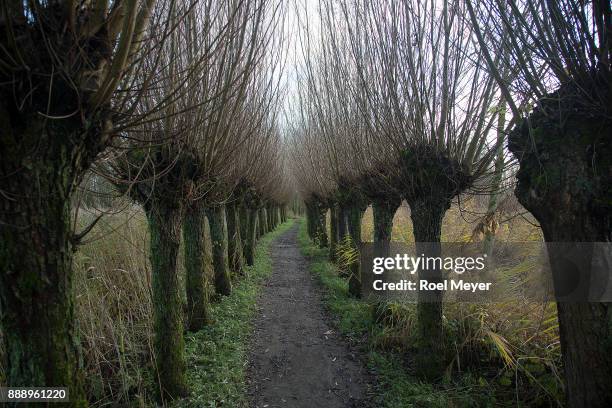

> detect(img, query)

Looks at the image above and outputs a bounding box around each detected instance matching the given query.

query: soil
[247,224,372,408]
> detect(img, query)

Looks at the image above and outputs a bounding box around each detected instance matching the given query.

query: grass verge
[174,219,294,408]
[296,218,496,408]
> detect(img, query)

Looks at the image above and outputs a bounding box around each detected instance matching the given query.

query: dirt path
[247,224,371,408]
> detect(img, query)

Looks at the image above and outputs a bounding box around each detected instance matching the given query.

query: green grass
[296,218,495,408]
[174,219,294,408]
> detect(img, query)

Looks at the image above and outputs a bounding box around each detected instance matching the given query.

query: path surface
[247,224,371,408]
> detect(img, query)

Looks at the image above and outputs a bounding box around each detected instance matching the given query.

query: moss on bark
[0,96,108,406]
[409,197,449,380]
[183,203,209,332]
[338,204,349,240]
[245,208,259,266]
[373,199,399,244]
[508,82,612,406]
[239,204,250,254]
[347,204,365,245]
[207,205,232,296]
[258,208,266,237]
[316,205,329,248]
[226,203,244,275]
[146,204,189,400]
[0,180,88,406]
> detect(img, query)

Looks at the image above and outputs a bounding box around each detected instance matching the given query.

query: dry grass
[74,207,156,406]
[334,196,563,405]
[73,205,214,406]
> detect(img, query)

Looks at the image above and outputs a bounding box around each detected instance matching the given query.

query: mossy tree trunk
[258,208,266,237]
[399,146,472,380]
[145,203,189,400]
[347,204,365,245]
[0,109,107,404]
[329,204,340,261]
[267,205,274,231]
[373,199,399,245]
[275,206,281,227]
[0,3,144,400]
[207,205,232,296]
[372,198,400,288]
[316,205,329,248]
[508,101,612,407]
[276,206,280,227]
[370,198,400,323]
[338,204,349,240]
[0,162,88,405]
[245,208,259,266]
[263,208,269,234]
[226,203,244,275]
[239,204,250,258]
[306,203,315,239]
[408,197,450,380]
[183,203,209,331]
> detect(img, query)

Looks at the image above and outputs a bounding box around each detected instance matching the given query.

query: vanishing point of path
[247,224,371,408]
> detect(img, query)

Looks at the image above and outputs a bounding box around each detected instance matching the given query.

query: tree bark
[226,203,244,275]
[207,205,232,296]
[145,204,189,400]
[338,204,349,241]
[508,99,612,406]
[409,197,450,380]
[306,203,315,239]
[267,205,274,231]
[347,204,364,245]
[183,203,209,331]
[245,208,259,266]
[263,208,269,234]
[316,206,329,248]
[239,204,250,254]
[258,208,266,237]
[0,91,110,404]
[281,205,288,222]
[373,199,399,245]
[372,198,400,286]
[0,164,87,405]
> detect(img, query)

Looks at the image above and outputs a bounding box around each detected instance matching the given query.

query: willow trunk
[239,205,249,255]
[329,204,340,261]
[409,198,449,380]
[258,208,266,237]
[317,207,329,248]
[207,206,232,296]
[0,163,87,406]
[226,203,244,275]
[509,107,612,406]
[183,204,209,331]
[338,204,349,240]
[145,204,188,399]
[245,208,259,266]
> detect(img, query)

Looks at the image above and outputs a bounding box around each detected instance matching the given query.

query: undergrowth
[297,217,562,407]
[174,219,294,408]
